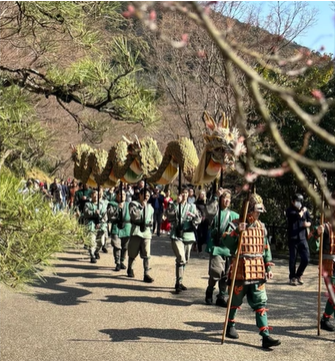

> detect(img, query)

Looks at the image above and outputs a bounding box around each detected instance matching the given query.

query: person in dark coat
[285,193,312,285]
[148,186,164,237]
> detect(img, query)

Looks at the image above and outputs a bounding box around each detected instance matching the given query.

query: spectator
[187,188,196,204]
[49,177,62,213]
[161,189,173,234]
[148,186,164,237]
[68,180,78,210]
[195,190,210,254]
[60,179,68,210]
[125,184,134,203]
[39,181,53,204]
[285,193,312,286]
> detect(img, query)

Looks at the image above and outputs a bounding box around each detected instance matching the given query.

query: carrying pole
[140,179,147,232]
[178,166,182,229]
[317,194,325,336]
[217,169,224,243]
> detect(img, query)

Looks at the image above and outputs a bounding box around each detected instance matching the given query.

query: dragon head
[203,111,246,169]
[122,135,142,157]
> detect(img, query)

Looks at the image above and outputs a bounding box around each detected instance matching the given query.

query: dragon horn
[135,134,141,148]
[122,135,132,144]
[203,111,216,131]
[221,112,229,129]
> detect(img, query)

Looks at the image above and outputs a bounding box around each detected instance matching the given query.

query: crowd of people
[20,176,335,349]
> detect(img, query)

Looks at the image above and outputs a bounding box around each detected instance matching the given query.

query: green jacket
[75,188,92,213]
[170,202,201,242]
[206,209,239,256]
[108,201,131,238]
[129,201,154,239]
[84,199,108,233]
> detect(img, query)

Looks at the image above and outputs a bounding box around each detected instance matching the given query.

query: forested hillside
[1,1,332,179]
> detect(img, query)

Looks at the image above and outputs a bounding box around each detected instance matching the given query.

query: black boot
[262,335,281,349]
[90,257,97,264]
[120,263,127,270]
[226,325,239,339]
[320,318,335,332]
[94,251,100,259]
[216,296,228,308]
[143,274,154,283]
[127,269,135,278]
[102,246,108,253]
[179,284,187,290]
[205,288,213,305]
[115,264,121,272]
[175,283,183,294]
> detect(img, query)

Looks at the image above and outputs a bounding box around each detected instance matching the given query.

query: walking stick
[317,195,325,336]
[221,186,252,344]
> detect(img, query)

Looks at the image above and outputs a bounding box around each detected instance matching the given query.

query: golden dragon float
[70,112,246,188]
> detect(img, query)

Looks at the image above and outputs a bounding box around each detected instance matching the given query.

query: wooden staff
[140,178,147,232]
[178,167,182,232]
[317,195,325,336]
[217,169,224,244]
[221,185,252,344]
[119,181,123,225]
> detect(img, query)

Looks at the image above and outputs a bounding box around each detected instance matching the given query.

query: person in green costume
[169,188,202,293]
[308,195,335,333]
[84,189,108,263]
[127,188,155,283]
[205,188,239,307]
[223,192,281,349]
[107,189,131,272]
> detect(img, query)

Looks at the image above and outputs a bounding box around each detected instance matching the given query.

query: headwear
[39,182,44,187]
[220,188,231,198]
[248,193,266,213]
[293,193,304,202]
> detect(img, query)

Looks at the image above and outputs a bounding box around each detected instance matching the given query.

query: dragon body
[70,112,245,187]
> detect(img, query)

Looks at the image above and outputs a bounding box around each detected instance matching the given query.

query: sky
[241,1,335,55]
[294,1,335,54]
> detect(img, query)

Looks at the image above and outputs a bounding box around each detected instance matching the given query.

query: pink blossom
[245,173,258,183]
[197,50,206,58]
[128,5,135,13]
[311,89,324,100]
[149,10,156,21]
[123,5,135,18]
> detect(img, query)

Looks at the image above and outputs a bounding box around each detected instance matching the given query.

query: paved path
[0,234,333,361]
